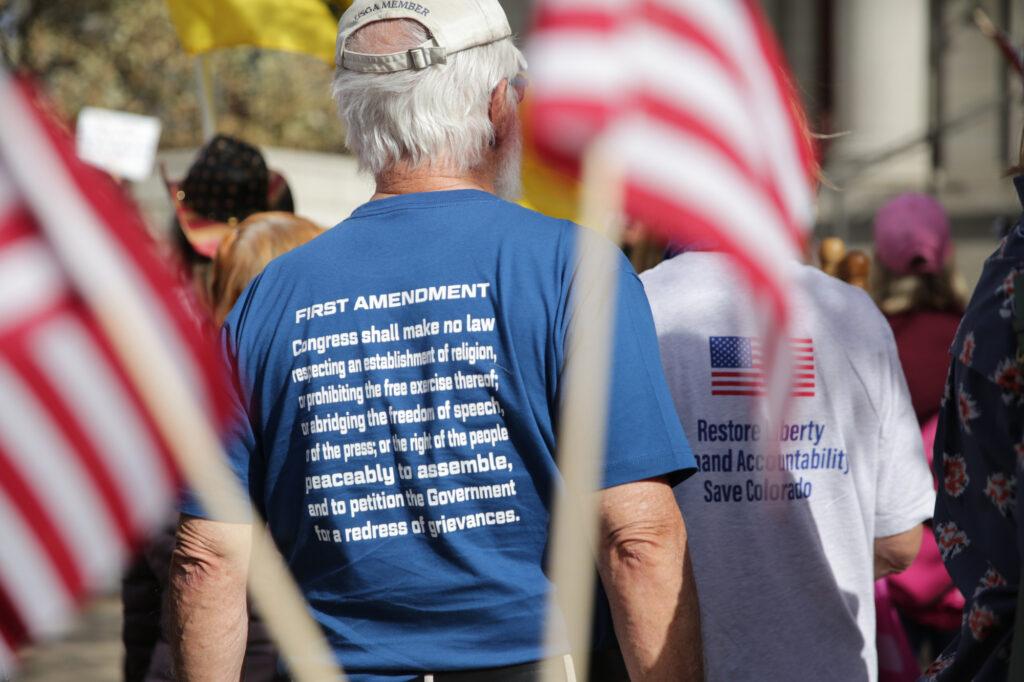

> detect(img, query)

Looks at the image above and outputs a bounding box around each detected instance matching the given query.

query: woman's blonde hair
[872,262,968,317]
[209,212,323,325]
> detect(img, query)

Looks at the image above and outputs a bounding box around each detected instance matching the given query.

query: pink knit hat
[873,193,952,276]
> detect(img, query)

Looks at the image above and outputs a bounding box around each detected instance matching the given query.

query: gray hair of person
[331,19,526,177]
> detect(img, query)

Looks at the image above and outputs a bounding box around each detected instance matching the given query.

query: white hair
[332,19,526,177]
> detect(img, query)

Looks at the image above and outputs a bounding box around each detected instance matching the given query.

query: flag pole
[541,139,624,682]
[194,55,217,141]
[0,75,343,682]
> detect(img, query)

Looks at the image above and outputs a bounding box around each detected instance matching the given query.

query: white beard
[494,131,523,202]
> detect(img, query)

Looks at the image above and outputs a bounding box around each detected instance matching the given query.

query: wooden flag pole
[194,55,217,141]
[541,140,624,682]
[0,74,343,682]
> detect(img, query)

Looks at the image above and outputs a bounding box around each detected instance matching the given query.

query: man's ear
[489,79,514,145]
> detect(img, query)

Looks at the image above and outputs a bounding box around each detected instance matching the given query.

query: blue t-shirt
[184,190,695,680]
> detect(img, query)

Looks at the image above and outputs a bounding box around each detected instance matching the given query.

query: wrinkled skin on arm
[167,515,252,682]
[596,477,705,681]
[874,525,923,579]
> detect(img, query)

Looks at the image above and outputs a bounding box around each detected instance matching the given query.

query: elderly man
[168,2,702,681]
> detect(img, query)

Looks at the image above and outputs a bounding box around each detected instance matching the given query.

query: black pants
[418,656,574,682]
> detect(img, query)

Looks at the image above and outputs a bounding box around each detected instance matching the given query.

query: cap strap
[341,43,448,73]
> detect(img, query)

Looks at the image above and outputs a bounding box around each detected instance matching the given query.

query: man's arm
[167,514,252,681]
[596,477,703,681]
[874,525,923,579]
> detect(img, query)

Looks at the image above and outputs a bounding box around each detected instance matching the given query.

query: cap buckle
[408,46,445,70]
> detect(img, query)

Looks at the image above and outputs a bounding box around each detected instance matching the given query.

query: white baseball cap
[336,0,512,73]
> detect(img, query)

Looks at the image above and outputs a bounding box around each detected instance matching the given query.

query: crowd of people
[108,1,1024,681]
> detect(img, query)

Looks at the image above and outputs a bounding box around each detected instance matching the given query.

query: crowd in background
[125,121,1009,681]
[17,1,1015,680]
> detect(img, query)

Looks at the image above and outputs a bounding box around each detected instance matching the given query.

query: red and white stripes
[0,73,225,670]
[527,0,817,412]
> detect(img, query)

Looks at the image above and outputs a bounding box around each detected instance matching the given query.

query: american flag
[527,0,816,410]
[0,75,227,671]
[710,336,815,397]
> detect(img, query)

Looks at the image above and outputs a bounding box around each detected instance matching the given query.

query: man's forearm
[168,516,251,681]
[598,481,704,681]
[601,529,703,680]
[874,525,923,579]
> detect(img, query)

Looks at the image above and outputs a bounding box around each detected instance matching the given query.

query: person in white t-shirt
[641,251,935,681]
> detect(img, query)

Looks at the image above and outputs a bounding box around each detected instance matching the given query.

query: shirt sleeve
[562,234,697,490]
[178,287,261,522]
[874,325,936,537]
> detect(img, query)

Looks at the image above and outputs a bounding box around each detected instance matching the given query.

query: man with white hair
[168,2,702,681]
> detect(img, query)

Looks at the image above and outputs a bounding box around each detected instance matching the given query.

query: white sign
[76,107,162,182]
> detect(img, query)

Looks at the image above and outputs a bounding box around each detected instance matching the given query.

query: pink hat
[873,193,951,276]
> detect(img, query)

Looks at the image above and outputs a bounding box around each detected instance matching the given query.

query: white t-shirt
[641,253,935,682]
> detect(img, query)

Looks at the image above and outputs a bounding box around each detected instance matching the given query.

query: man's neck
[372,164,494,201]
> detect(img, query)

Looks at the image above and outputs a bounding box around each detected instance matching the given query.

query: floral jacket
[925,178,1024,680]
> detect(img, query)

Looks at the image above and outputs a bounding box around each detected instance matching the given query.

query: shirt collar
[351,189,494,217]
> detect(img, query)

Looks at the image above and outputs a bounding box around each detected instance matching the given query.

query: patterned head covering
[181,134,269,223]
[164,135,291,258]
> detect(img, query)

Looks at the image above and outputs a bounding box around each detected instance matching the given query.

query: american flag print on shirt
[709,336,816,397]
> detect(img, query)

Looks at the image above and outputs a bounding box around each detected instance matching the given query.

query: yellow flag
[520,146,580,222]
[166,0,345,63]
[518,98,580,222]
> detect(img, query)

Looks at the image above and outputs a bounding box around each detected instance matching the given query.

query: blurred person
[168,2,702,682]
[838,249,872,292]
[872,193,967,424]
[620,220,669,275]
[641,249,935,681]
[924,174,1024,680]
[163,134,295,300]
[870,194,967,666]
[122,212,322,682]
[819,236,847,277]
[125,134,298,681]
[209,211,323,326]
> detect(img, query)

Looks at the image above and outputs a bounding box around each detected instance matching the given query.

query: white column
[832,0,930,189]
